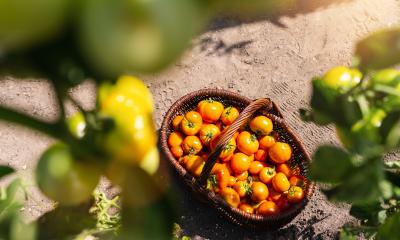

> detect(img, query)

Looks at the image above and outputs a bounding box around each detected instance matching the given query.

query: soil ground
[1,0,400,239]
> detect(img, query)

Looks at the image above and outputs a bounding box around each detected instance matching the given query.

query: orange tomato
[249,161,265,175]
[268,186,282,202]
[257,201,280,216]
[185,155,205,177]
[220,187,240,208]
[228,176,236,187]
[254,149,267,162]
[277,163,292,177]
[219,138,236,162]
[272,172,290,193]
[233,180,250,197]
[287,186,304,203]
[235,170,249,181]
[168,131,184,147]
[289,175,305,187]
[231,153,251,174]
[239,203,254,214]
[170,146,183,158]
[248,154,254,162]
[251,182,269,202]
[237,131,259,155]
[197,100,224,123]
[259,167,276,184]
[220,106,239,125]
[181,111,203,136]
[259,135,276,150]
[172,115,184,131]
[250,116,273,136]
[215,168,230,190]
[179,155,189,165]
[269,142,292,164]
[182,136,202,155]
[199,124,221,146]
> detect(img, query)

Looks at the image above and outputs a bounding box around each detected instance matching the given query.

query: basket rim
[160,88,315,225]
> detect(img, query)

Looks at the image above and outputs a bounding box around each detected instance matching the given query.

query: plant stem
[0,105,62,139]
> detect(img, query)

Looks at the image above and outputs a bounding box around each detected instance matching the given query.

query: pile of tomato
[168,99,306,216]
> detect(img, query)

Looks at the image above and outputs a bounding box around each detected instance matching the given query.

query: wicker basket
[160,89,314,229]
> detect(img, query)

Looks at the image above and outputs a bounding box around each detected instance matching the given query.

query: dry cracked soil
[1,0,400,239]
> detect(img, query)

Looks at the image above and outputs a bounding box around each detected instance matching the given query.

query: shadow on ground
[209,0,355,30]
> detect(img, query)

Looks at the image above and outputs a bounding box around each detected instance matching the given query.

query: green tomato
[371,68,400,86]
[36,143,101,206]
[320,66,362,92]
[352,109,386,146]
[0,0,70,51]
[79,0,209,77]
[67,112,86,139]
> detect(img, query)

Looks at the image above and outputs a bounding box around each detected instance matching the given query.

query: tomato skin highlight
[259,135,276,150]
[182,136,202,155]
[250,116,273,136]
[259,167,276,184]
[269,142,292,164]
[251,181,269,202]
[220,187,240,208]
[237,131,259,155]
[172,115,184,131]
[168,131,184,147]
[272,172,291,193]
[199,124,220,146]
[231,153,251,174]
[181,111,203,136]
[287,186,305,203]
[197,100,224,123]
[257,201,280,216]
[220,106,239,125]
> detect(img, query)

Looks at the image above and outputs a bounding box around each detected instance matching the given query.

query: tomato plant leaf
[356,28,400,70]
[376,211,400,240]
[0,166,14,180]
[380,111,400,150]
[350,201,382,226]
[323,158,384,204]
[310,145,354,183]
[37,202,96,239]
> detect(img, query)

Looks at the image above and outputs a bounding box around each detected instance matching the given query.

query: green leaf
[0,178,23,221]
[10,214,36,240]
[117,166,175,240]
[310,145,354,183]
[356,28,400,70]
[377,212,400,240]
[0,166,14,179]
[350,201,382,225]
[339,228,358,240]
[324,157,384,204]
[380,111,400,149]
[37,202,96,239]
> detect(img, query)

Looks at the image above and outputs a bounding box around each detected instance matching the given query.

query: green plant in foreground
[302,28,400,239]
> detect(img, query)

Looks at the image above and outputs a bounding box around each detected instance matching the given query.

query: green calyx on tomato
[98,75,158,169]
[36,143,101,206]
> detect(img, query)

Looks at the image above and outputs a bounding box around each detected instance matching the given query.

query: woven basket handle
[197,98,274,185]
